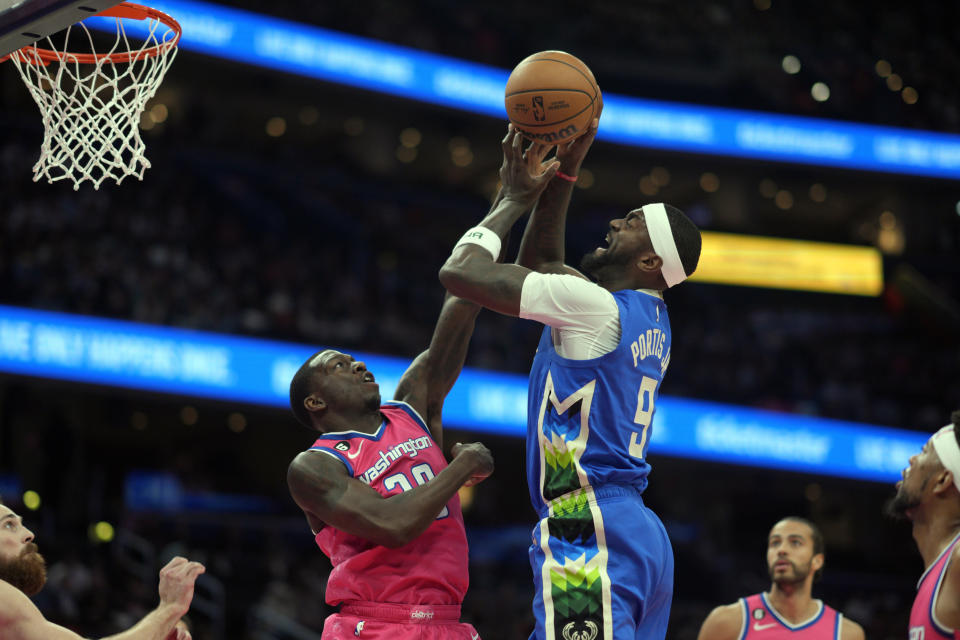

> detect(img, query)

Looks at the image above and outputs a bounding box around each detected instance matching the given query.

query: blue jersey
[526,289,670,515]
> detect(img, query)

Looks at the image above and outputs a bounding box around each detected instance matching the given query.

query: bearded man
[0,500,204,640]
[697,517,865,640]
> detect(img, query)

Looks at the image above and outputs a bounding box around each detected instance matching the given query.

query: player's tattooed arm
[287,445,492,547]
[516,116,599,279]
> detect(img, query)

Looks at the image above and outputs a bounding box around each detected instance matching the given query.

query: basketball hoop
[3,3,181,190]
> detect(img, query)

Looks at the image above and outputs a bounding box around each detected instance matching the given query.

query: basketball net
[6,3,180,190]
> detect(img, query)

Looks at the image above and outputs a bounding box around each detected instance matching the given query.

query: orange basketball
[504,51,601,144]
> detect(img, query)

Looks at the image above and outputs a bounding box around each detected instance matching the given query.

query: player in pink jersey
[285,291,495,640]
[697,517,864,640]
[885,410,960,639]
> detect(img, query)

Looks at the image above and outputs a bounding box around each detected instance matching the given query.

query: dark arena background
[1,1,959,638]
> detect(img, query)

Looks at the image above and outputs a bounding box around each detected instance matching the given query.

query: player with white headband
[440,120,701,640]
[885,410,960,639]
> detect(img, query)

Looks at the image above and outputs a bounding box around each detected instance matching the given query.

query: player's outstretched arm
[0,580,86,640]
[696,603,743,640]
[515,116,599,278]
[395,187,521,446]
[287,442,493,547]
[0,557,203,640]
[439,125,557,316]
[392,294,480,448]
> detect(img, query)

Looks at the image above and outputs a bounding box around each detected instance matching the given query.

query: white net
[9,8,179,190]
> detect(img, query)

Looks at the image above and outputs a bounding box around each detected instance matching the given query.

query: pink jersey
[739,593,841,639]
[308,401,469,607]
[909,531,960,640]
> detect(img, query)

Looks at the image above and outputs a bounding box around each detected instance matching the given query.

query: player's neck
[596,273,652,293]
[593,271,629,292]
[912,510,960,570]
[321,408,382,435]
[767,583,817,623]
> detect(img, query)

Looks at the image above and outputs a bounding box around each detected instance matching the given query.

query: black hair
[289,354,322,429]
[665,204,702,277]
[779,516,825,581]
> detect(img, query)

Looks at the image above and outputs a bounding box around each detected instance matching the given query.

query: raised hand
[500,124,560,206]
[157,557,206,617]
[556,114,600,175]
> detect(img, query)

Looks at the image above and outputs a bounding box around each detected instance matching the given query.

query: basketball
[504,50,601,145]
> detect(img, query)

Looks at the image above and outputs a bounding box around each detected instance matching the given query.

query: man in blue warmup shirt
[440,121,701,640]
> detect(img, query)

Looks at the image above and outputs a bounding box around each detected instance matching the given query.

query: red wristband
[555,170,578,183]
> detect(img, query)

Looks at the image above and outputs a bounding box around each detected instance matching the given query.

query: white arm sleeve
[519,272,618,328]
[519,272,621,359]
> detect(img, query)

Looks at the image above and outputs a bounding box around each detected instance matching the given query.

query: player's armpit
[696,603,743,640]
[0,581,84,640]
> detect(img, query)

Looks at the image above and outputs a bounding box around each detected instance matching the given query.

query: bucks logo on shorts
[562,620,598,640]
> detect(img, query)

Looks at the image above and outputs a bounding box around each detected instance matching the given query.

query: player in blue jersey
[440,122,702,640]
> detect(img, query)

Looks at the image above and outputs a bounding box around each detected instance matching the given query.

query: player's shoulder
[288,448,351,484]
[839,615,865,640]
[697,601,744,640]
[0,578,40,624]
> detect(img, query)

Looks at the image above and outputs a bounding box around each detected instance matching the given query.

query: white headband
[931,423,960,492]
[642,203,687,288]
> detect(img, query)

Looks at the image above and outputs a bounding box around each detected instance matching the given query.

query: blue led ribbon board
[0,304,926,482]
[80,0,960,179]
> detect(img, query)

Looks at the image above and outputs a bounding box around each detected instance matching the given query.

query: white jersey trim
[316,420,387,440]
[917,530,960,588]
[306,447,352,474]
[930,533,960,636]
[737,599,748,640]
[760,592,824,630]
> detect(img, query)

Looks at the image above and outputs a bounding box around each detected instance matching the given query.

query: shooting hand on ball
[500,124,560,206]
[556,106,601,175]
